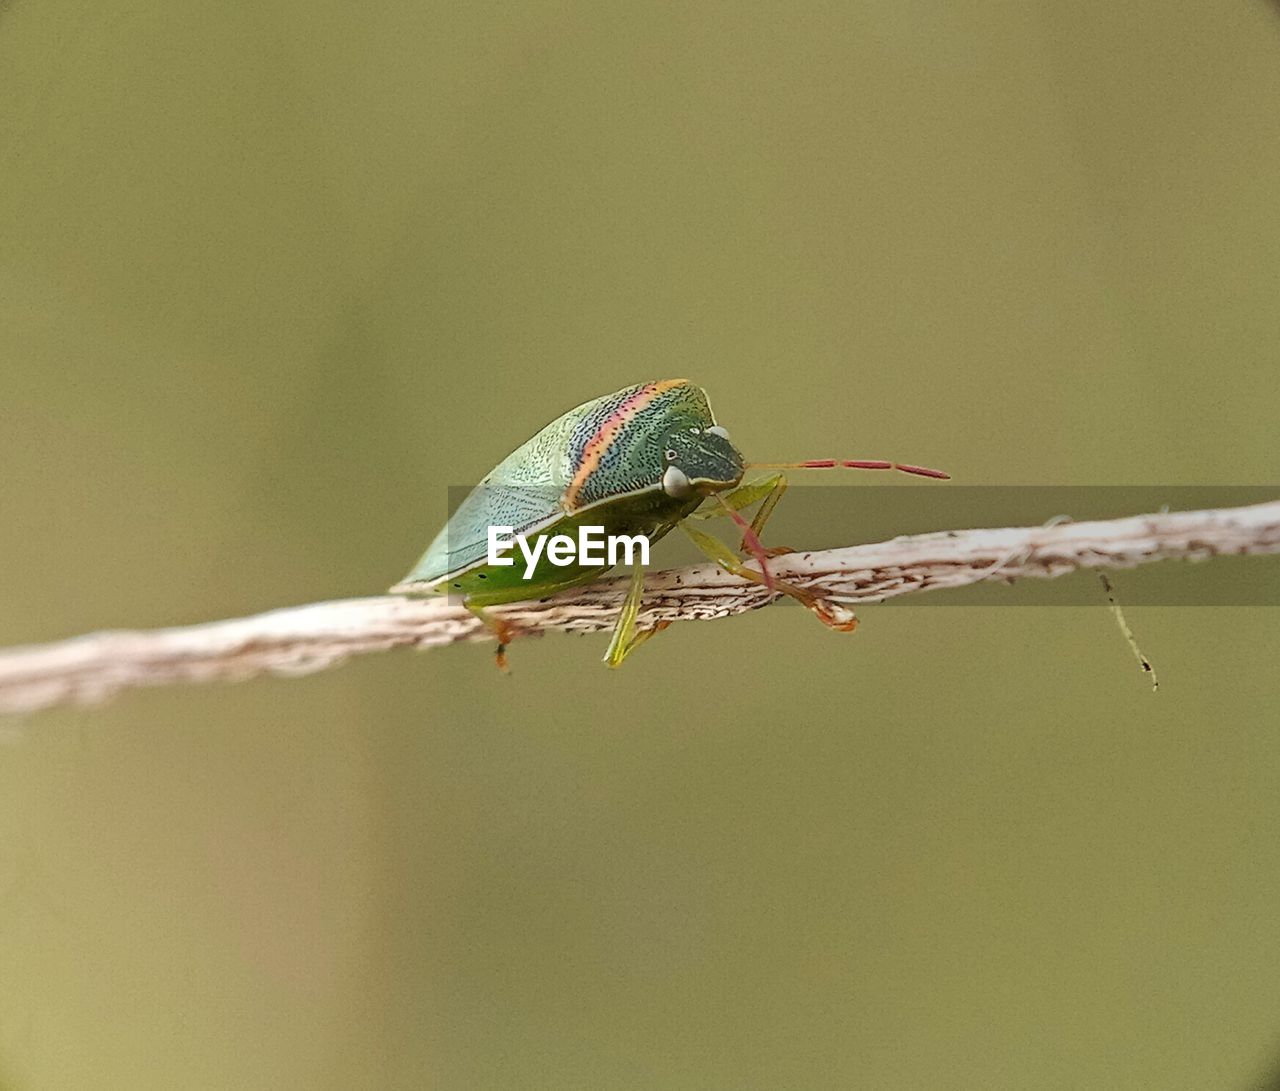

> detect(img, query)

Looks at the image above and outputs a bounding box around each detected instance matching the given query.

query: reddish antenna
[746,459,950,480]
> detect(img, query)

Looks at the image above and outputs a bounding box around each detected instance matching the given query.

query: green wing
[395,407,583,587]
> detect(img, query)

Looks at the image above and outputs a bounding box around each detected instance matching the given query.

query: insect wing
[403,481,563,586]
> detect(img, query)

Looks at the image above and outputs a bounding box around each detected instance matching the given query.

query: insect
[391,379,947,667]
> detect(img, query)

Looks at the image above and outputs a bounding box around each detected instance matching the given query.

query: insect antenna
[746,459,950,480]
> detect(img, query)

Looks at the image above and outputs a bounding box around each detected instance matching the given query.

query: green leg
[603,560,665,668]
[689,472,790,554]
[743,472,787,546]
[688,472,785,520]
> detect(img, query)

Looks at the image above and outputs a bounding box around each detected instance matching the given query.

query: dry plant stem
[1,500,1278,715]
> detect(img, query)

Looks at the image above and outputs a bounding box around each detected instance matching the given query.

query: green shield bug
[391,379,947,667]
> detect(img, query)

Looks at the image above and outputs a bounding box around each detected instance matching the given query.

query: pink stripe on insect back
[562,379,688,510]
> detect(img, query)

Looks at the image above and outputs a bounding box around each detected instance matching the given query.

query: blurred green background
[2,2,1279,1088]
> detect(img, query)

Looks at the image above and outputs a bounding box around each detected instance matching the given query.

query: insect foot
[810,599,859,633]
[462,602,532,672]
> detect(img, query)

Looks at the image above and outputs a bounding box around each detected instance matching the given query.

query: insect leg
[687,474,781,520]
[688,473,793,555]
[680,521,857,632]
[463,600,521,672]
[742,472,787,546]
[603,560,667,668]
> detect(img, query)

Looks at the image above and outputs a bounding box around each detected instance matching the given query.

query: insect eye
[665,449,677,461]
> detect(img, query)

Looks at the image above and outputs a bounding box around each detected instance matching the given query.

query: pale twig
[0,500,1277,715]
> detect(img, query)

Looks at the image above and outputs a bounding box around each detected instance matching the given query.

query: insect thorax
[565,381,716,508]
